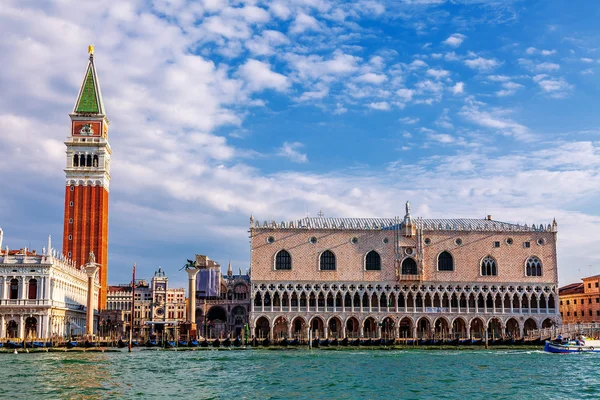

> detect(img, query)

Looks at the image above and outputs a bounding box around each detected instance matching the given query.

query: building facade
[249,203,561,341]
[559,275,600,324]
[0,230,99,339]
[193,255,250,339]
[101,267,186,337]
[62,47,111,309]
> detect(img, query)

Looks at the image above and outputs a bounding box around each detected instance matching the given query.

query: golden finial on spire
[88,45,95,55]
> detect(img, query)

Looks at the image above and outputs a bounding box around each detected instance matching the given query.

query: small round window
[309,237,318,244]
[351,237,358,244]
[383,238,389,244]
[537,238,546,246]
[455,238,463,246]
[506,238,513,245]
[267,236,275,244]
[405,247,414,255]
[424,238,431,245]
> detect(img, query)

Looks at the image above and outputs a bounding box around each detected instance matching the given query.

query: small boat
[330,338,339,346]
[190,339,199,347]
[351,339,360,346]
[340,338,349,347]
[251,338,258,347]
[165,340,176,348]
[84,340,97,348]
[446,338,459,346]
[223,338,231,347]
[362,338,373,346]
[312,338,320,348]
[262,338,270,347]
[118,339,127,348]
[45,341,53,348]
[289,338,299,346]
[29,341,46,348]
[7,341,23,349]
[458,339,471,346]
[201,339,209,348]
[132,340,139,347]
[418,338,428,346]
[406,339,416,345]
[279,338,289,347]
[66,341,78,349]
[145,340,158,347]
[545,338,600,354]
[213,339,221,348]
[0,342,3,348]
[320,339,330,347]
[178,340,188,347]
[491,338,503,346]
[233,338,241,347]
[529,337,543,346]
[372,339,382,346]
[384,339,395,346]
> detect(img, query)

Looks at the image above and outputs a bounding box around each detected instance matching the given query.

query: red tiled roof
[559,282,584,296]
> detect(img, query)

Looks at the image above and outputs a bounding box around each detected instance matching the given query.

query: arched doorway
[328,316,342,338]
[541,318,554,329]
[254,316,270,339]
[231,306,246,338]
[452,318,467,339]
[310,317,324,338]
[416,317,431,339]
[7,320,18,338]
[206,306,227,339]
[273,316,288,340]
[345,316,359,338]
[382,317,395,339]
[291,317,307,339]
[470,318,484,339]
[399,317,412,339]
[524,318,537,336]
[25,317,38,338]
[505,318,519,339]
[434,317,450,340]
[488,318,502,339]
[364,317,377,338]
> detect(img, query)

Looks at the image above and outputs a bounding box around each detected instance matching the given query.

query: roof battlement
[250,216,557,233]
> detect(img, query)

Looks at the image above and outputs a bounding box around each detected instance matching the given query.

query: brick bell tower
[63,46,111,309]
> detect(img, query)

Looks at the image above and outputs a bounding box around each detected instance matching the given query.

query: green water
[0,349,596,399]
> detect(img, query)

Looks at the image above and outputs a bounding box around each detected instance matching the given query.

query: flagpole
[129,263,136,353]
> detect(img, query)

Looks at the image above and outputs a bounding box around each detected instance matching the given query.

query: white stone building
[0,230,99,339]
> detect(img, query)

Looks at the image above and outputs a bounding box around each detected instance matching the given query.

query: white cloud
[246,30,289,56]
[408,59,428,69]
[426,68,450,79]
[429,133,455,143]
[277,141,308,163]
[460,103,531,140]
[518,58,560,72]
[495,81,523,97]
[464,55,500,71]
[399,117,419,124]
[451,82,464,95]
[356,72,387,84]
[443,33,466,48]
[237,59,290,92]
[289,13,321,34]
[396,88,415,101]
[533,74,573,98]
[526,47,556,56]
[368,101,391,110]
[581,58,594,63]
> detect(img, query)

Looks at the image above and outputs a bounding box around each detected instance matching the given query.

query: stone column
[359,326,364,338]
[0,314,4,338]
[85,262,99,337]
[18,315,24,339]
[186,267,200,324]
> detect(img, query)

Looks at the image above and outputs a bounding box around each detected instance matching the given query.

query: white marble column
[0,314,5,338]
[18,315,25,339]
[85,262,99,336]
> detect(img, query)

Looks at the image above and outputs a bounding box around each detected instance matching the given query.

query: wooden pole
[129,263,136,353]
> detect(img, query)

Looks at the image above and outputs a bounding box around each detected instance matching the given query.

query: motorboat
[545,337,600,354]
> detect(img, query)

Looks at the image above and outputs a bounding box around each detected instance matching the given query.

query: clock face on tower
[156,282,166,291]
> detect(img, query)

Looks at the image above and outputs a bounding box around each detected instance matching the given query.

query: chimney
[487,215,492,221]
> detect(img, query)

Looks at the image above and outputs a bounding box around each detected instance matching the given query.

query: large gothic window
[365,251,381,271]
[526,257,542,277]
[401,258,418,275]
[275,250,291,270]
[481,256,497,276]
[438,251,454,271]
[320,250,336,271]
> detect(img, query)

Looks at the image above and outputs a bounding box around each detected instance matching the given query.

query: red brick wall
[63,184,109,308]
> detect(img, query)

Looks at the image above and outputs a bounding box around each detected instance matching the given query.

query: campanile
[63,46,111,309]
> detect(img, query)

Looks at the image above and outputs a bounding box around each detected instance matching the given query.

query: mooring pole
[129,263,136,353]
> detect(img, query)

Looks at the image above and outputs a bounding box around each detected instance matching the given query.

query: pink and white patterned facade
[249,203,561,340]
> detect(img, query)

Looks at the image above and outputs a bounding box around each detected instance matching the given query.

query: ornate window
[526,256,542,277]
[481,256,497,276]
[320,250,336,271]
[10,279,19,300]
[365,251,381,271]
[275,250,291,270]
[438,251,454,271]
[401,258,418,275]
[28,279,37,300]
[73,154,79,167]
[86,154,92,167]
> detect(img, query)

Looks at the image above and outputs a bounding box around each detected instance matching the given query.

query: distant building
[0,230,99,339]
[559,275,600,324]
[249,203,561,341]
[193,255,250,339]
[100,267,185,338]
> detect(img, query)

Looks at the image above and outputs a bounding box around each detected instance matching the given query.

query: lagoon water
[1,349,597,399]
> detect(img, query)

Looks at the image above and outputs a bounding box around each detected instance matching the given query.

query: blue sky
[1,0,599,289]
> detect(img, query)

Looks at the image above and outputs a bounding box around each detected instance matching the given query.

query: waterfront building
[0,230,99,339]
[101,267,186,337]
[249,203,561,340]
[62,46,111,309]
[558,275,600,324]
[191,255,250,339]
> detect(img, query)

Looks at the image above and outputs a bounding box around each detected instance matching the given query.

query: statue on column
[88,251,96,264]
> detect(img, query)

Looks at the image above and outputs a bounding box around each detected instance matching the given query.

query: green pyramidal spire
[73,48,105,115]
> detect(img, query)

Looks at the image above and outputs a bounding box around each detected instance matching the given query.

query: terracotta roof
[559,283,584,296]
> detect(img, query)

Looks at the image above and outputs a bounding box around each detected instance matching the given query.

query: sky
[1,0,599,289]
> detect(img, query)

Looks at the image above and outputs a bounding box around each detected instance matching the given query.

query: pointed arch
[481,255,497,276]
[526,256,542,277]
